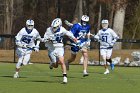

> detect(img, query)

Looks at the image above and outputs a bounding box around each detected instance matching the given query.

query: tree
[3,0,14,49]
[113,0,127,49]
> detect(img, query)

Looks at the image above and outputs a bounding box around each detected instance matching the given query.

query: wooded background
[0,0,140,49]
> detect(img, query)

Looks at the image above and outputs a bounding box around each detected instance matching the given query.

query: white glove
[94,35,100,42]
[16,42,27,48]
[86,39,91,46]
[33,46,39,52]
[109,42,115,47]
[42,38,48,42]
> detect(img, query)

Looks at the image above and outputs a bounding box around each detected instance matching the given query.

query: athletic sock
[15,72,19,74]
[83,70,87,73]
[63,74,67,77]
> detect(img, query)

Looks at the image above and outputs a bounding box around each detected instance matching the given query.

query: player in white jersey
[43,18,77,83]
[94,19,119,74]
[14,19,42,78]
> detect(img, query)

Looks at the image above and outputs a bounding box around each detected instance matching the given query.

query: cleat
[104,70,109,74]
[49,65,53,69]
[13,73,19,78]
[63,77,67,84]
[83,72,89,77]
[49,62,53,69]
[110,63,114,70]
[65,62,69,71]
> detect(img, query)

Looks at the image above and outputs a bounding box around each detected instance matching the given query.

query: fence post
[99,42,100,65]
[14,36,16,63]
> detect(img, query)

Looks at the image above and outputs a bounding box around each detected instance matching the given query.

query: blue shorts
[71,46,80,54]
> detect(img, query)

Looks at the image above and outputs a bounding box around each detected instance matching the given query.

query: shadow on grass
[1,75,27,78]
[27,80,61,83]
[52,75,77,79]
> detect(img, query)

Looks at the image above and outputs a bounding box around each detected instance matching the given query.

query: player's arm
[63,27,77,43]
[111,30,119,45]
[94,31,100,42]
[15,29,28,48]
[42,28,53,42]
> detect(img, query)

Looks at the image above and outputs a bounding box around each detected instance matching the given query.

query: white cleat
[63,77,67,84]
[104,70,109,74]
[13,73,19,78]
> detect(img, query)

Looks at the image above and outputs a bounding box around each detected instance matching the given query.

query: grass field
[0,63,140,93]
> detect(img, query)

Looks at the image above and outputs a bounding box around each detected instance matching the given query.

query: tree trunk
[97,4,102,32]
[3,0,13,49]
[113,0,127,50]
[74,0,83,22]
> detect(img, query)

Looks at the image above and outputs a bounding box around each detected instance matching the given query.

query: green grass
[0,63,140,93]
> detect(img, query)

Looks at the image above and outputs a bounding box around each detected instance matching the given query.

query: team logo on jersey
[21,35,33,44]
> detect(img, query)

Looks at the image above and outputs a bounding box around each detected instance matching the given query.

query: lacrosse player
[43,18,77,83]
[14,19,41,78]
[94,19,119,74]
[65,15,91,77]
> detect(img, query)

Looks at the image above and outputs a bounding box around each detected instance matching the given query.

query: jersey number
[102,36,107,42]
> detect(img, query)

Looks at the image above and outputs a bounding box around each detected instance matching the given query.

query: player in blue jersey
[65,15,91,77]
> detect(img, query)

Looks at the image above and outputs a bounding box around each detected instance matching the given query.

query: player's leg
[65,53,76,70]
[14,48,25,78]
[14,56,24,78]
[106,49,114,70]
[59,56,67,83]
[57,48,67,83]
[100,49,109,74]
[81,48,89,77]
[14,53,31,78]
[48,51,58,69]
[65,46,78,70]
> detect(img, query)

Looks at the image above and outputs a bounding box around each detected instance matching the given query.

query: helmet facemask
[26,25,34,30]
[52,25,60,32]
[102,23,108,29]
[101,20,109,30]
[81,20,88,26]
[26,19,34,31]
[81,15,89,26]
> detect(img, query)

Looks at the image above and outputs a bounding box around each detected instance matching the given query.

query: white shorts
[48,47,64,63]
[16,47,32,57]
[100,48,112,59]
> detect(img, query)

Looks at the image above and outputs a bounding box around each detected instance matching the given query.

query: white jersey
[44,26,75,51]
[16,27,41,47]
[95,28,118,48]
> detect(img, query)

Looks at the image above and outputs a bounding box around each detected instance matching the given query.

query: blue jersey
[70,23,90,53]
[70,23,90,43]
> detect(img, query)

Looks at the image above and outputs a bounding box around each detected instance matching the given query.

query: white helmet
[81,15,89,26]
[81,15,89,22]
[51,18,62,32]
[26,19,34,30]
[101,19,109,29]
